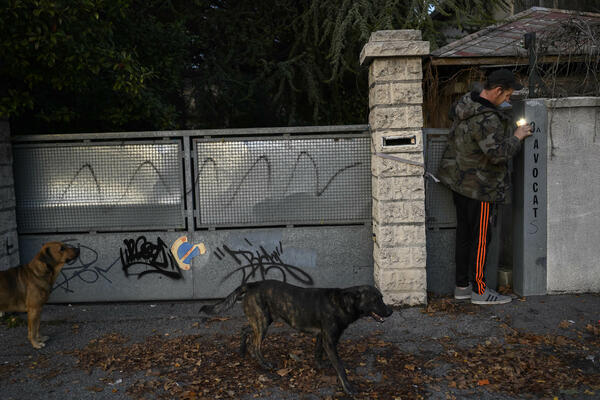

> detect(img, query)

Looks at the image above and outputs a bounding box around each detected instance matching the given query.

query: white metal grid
[425,132,457,228]
[194,137,371,226]
[13,142,184,232]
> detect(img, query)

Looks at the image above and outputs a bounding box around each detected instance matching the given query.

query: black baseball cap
[486,69,523,90]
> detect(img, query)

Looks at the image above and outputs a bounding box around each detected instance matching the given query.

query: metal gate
[12,126,374,302]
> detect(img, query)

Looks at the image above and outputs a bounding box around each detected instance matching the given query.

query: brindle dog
[0,242,79,348]
[200,280,393,394]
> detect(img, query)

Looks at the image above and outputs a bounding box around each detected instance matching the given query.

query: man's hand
[514,124,533,141]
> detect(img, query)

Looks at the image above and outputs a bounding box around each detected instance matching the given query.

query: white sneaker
[471,287,512,305]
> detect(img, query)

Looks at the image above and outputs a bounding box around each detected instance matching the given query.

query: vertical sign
[512,99,547,296]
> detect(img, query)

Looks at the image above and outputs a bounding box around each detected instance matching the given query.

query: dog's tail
[199,284,247,315]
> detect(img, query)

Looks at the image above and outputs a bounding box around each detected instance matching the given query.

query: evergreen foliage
[1,0,190,133]
[1,0,507,133]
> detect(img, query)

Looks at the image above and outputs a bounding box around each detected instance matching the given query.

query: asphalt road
[1,293,599,399]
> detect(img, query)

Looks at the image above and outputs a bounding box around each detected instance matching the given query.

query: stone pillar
[0,121,19,271]
[360,30,429,305]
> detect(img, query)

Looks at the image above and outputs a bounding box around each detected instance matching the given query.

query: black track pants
[453,191,494,295]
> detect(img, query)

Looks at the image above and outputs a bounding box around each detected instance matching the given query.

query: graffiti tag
[53,241,116,293]
[120,236,182,279]
[215,239,313,285]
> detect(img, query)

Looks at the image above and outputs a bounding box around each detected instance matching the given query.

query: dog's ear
[38,246,57,267]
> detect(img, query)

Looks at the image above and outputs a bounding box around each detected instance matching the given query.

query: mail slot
[382,135,416,147]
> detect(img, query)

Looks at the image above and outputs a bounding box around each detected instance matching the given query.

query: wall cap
[544,97,600,109]
[368,30,422,42]
[360,30,430,66]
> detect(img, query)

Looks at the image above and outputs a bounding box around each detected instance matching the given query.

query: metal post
[524,32,537,98]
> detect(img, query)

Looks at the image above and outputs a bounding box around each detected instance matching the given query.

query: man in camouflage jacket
[437,69,532,305]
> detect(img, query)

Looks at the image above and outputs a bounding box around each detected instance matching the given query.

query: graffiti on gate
[214,238,313,285]
[120,236,183,279]
[54,240,117,293]
[59,160,175,204]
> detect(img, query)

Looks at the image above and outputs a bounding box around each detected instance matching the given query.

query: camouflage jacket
[436,91,521,204]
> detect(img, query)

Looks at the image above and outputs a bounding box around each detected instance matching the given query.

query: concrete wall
[0,121,19,270]
[19,226,373,303]
[546,97,600,293]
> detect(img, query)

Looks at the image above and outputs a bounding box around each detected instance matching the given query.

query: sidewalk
[1,293,599,399]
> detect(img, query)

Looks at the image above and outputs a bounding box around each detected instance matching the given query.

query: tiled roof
[431,7,600,58]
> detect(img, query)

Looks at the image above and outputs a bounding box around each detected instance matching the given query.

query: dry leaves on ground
[0,363,15,380]
[442,329,600,397]
[586,324,600,336]
[72,331,432,399]
[68,316,600,399]
[423,297,480,316]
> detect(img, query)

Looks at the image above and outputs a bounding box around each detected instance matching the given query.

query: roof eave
[429,54,592,66]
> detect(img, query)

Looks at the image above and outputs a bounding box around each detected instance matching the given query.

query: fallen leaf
[559,320,571,329]
[586,324,600,335]
[207,317,229,323]
[181,390,198,400]
[320,375,337,385]
[276,368,292,376]
[146,369,161,376]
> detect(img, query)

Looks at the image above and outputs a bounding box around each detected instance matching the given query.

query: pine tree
[2,0,508,133]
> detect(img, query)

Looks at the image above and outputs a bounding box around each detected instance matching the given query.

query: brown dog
[0,242,79,348]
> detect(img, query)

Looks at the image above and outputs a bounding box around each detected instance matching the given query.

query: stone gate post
[360,30,429,305]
